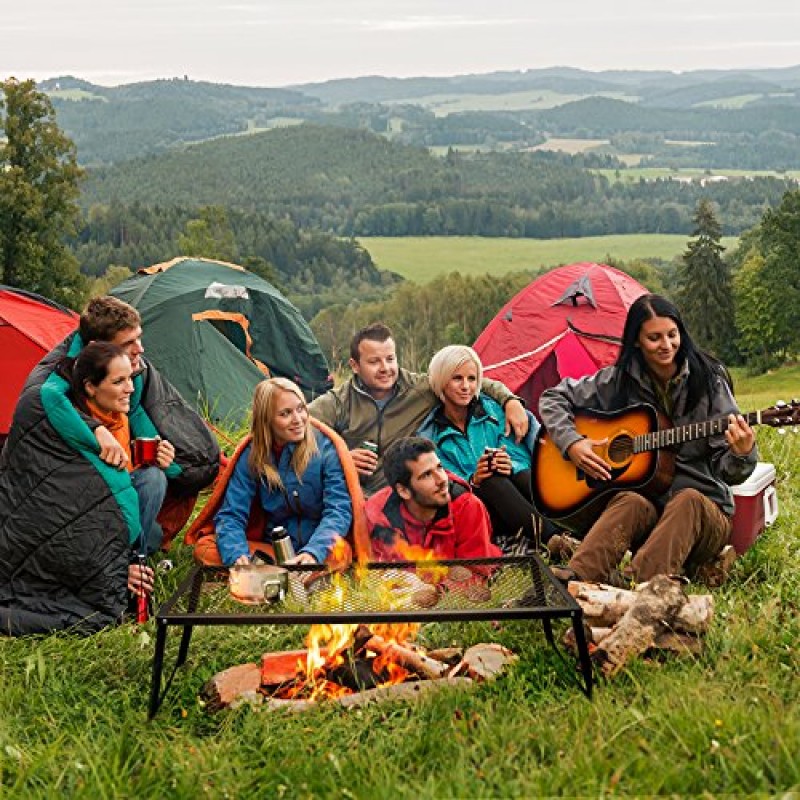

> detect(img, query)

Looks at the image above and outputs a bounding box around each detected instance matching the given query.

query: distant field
[357,235,739,283]
[594,167,800,182]
[46,88,106,102]
[528,137,609,155]
[385,90,635,116]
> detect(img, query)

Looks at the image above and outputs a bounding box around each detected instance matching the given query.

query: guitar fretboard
[634,411,759,452]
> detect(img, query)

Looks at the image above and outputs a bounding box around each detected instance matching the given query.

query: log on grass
[460,643,518,681]
[563,626,703,655]
[568,581,713,633]
[335,677,474,709]
[258,677,475,713]
[202,662,261,711]
[593,575,689,677]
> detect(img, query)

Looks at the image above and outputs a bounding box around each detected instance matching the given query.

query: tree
[0,78,86,306]
[675,199,735,359]
[176,205,237,261]
[743,189,800,362]
[733,250,784,371]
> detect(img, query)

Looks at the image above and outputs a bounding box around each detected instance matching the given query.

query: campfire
[204,543,521,712]
[264,622,447,701]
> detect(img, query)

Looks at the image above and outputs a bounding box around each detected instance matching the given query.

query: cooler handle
[763,486,778,527]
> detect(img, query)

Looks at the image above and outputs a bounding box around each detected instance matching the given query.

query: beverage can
[361,440,378,454]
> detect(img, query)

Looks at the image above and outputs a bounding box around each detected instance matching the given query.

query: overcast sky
[2,0,799,88]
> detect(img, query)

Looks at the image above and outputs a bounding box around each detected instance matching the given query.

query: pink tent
[474,263,649,418]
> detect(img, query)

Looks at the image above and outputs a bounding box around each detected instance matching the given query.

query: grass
[1,368,799,797]
[358,234,739,283]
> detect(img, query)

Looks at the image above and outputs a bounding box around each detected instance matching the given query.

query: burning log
[568,580,713,634]
[361,632,450,681]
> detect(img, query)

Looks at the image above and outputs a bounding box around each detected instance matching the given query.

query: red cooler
[730,462,778,554]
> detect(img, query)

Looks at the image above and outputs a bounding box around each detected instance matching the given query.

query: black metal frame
[147,555,593,718]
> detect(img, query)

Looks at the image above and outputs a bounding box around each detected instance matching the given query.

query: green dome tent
[111,257,333,424]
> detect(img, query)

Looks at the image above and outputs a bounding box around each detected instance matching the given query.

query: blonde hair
[427,345,483,402]
[248,378,318,490]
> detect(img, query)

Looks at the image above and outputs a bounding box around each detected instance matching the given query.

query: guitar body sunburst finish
[531,404,674,532]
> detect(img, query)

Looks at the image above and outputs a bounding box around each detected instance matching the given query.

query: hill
[43,76,318,165]
[40,66,800,168]
[81,123,795,238]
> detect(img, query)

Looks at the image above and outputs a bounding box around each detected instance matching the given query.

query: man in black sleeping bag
[0,296,220,635]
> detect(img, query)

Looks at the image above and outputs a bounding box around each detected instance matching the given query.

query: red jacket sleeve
[452,493,502,559]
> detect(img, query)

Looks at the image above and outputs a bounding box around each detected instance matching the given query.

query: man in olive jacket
[309,323,528,496]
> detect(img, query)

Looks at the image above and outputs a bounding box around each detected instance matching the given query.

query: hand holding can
[352,440,379,476]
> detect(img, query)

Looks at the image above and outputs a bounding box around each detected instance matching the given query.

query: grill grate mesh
[165,556,573,620]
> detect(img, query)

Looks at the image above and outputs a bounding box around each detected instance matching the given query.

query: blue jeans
[131,467,168,556]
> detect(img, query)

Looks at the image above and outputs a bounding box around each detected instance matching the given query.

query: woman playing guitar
[538,293,757,586]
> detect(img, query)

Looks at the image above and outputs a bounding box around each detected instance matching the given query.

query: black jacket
[0,334,219,635]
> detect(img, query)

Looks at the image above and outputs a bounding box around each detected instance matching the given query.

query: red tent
[0,286,78,444]
[473,263,649,418]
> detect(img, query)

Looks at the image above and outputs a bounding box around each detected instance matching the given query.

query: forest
[3,73,799,378]
[80,125,796,239]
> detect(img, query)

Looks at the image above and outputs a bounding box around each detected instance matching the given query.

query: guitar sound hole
[608,436,633,464]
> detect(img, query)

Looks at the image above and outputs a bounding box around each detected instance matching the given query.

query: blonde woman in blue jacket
[418,345,551,552]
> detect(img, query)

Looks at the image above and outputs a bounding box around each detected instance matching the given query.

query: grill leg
[176,566,204,667]
[571,611,594,698]
[148,619,168,719]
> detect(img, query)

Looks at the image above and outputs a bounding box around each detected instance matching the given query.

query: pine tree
[676,199,735,359]
[755,189,800,360]
[0,78,86,306]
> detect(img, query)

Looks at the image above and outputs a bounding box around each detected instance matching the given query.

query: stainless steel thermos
[271,526,295,564]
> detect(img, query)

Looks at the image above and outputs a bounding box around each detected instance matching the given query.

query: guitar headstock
[756,399,800,429]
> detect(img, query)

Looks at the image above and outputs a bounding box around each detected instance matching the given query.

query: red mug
[132,437,160,467]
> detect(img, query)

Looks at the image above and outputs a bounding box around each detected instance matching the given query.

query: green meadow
[358,234,739,283]
[594,167,800,182]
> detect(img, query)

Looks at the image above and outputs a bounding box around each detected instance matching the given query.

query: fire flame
[270,541,443,700]
[392,540,448,585]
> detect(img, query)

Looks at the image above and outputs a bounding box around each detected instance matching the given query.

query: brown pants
[569,489,732,582]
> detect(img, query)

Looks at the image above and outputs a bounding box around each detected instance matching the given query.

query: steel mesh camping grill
[148,556,593,717]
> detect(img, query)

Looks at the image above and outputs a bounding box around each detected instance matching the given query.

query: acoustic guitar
[531,400,799,532]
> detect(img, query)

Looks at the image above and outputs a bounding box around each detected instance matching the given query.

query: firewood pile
[202,624,517,712]
[563,574,714,676]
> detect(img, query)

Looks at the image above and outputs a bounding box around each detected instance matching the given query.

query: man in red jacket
[366,437,502,561]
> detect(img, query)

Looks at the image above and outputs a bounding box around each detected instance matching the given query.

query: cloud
[362,15,535,32]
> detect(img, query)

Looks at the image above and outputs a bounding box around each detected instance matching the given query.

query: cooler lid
[731,462,776,497]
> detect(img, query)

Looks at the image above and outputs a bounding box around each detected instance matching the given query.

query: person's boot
[546,532,582,562]
[694,545,737,588]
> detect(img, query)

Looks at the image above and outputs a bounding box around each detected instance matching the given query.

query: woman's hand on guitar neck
[567,437,612,481]
[725,414,756,457]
